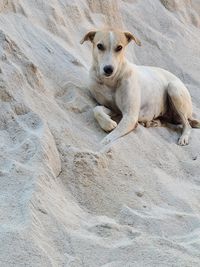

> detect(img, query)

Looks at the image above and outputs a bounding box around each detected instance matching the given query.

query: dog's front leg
[101,80,140,145]
[101,114,138,145]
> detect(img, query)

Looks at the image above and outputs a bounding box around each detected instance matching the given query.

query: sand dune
[0,0,200,266]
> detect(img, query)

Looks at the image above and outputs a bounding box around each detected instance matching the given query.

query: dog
[80,29,200,146]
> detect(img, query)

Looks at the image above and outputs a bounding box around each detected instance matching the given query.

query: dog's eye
[115,45,123,52]
[97,43,105,51]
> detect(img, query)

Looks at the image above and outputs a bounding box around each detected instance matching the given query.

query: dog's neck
[91,59,130,89]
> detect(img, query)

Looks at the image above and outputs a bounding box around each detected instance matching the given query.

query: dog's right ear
[80,31,97,44]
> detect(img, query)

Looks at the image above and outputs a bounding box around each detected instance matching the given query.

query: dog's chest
[91,83,117,110]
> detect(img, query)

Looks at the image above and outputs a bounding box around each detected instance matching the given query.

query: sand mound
[0,0,200,266]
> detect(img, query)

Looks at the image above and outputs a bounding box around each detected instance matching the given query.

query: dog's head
[80,29,141,79]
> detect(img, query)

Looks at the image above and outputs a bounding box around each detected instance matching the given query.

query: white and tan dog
[81,29,200,146]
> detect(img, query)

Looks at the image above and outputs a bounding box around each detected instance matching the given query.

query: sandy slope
[0,0,200,266]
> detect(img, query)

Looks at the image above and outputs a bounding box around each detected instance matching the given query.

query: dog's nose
[103,65,114,76]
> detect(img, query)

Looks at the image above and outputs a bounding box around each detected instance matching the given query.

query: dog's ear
[80,31,97,44]
[124,31,141,46]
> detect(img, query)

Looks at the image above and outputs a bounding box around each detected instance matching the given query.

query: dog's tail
[189,118,200,128]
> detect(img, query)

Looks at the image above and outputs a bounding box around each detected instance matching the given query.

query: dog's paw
[142,120,161,128]
[178,135,189,146]
[103,120,117,132]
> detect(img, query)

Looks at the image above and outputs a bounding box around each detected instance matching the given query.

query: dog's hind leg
[94,106,117,132]
[167,81,193,146]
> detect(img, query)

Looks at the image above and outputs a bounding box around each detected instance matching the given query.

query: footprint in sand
[85,217,141,247]
[55,82,92,114]
[0,95,44,166]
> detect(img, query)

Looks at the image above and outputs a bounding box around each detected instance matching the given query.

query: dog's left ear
[80,31,97,44]
[124,32,141,46]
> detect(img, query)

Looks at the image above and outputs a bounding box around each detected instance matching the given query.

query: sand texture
[0,0,200,266]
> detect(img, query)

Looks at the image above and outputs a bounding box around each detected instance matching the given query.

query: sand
[0,0,200,266]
